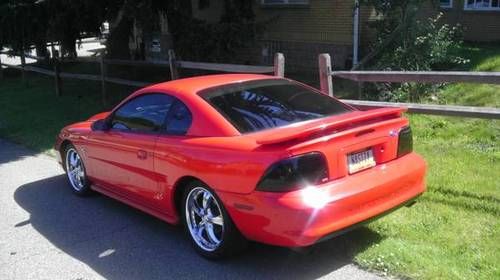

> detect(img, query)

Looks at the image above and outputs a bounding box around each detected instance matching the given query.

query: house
[193,0,378,72]
[192,0,499,72]
[128,1,498,73]
[431,0,500,42]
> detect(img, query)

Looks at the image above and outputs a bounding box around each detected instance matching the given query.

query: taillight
[256,152,329,192]
[397,126,413,157]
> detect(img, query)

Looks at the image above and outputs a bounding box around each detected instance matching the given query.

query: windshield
[200,79,352,133]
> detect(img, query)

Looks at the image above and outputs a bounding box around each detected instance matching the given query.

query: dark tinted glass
[201,79,351,133]
[165,101,192,135]
[111,94,174,132]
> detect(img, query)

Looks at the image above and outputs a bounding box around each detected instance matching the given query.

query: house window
[261,0,309,5]
[464,0,500,10]
[440,0,453,8]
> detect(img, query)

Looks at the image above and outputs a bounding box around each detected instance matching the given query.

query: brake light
[397,126,413,157]
[256,152,329,192]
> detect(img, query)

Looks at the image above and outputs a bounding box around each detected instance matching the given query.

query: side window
[111,94,174,133]
[164,101,192,135]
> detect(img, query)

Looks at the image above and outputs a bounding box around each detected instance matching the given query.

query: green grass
[355,115,499,279]
[435,43,500,107]
[353,43,500,279]
[0,71,134,156]
[0,43,498,279]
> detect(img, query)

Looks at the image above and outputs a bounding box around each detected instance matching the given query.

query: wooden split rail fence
[0,50,285,105]
[319,54,500,119]
[1,50,498,119]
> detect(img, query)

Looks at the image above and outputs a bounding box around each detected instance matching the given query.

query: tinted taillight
[397,126,413,157]
[256,152,329,192]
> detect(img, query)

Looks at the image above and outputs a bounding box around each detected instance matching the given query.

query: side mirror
[91,119,110,131]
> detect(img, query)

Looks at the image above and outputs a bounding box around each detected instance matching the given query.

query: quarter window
[164,101,193,135]
[111,94,174,133]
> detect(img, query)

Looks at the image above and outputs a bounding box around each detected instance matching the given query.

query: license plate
[348,149,376,174]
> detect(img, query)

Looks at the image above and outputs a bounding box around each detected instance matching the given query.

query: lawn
[353,43,500,279]
[0,43,498,279]
[0,71,135,156]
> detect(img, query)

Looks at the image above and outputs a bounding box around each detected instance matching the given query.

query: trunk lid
[249,108,409,181]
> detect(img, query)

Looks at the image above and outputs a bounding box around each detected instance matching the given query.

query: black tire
[182,181,247,259]
[63,144,92,196]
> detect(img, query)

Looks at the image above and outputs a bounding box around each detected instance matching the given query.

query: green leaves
[0,0,107,56]
[361,1,467,102]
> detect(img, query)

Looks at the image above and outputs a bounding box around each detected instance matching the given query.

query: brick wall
[249,1,379,71]
[254,1,354,45]
[420,0,500,42]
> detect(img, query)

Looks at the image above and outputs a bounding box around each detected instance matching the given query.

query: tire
[182,181,247,259]
[63,144,92,196]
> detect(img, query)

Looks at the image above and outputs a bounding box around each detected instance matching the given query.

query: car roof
[144,74,277,97]
[121,74,281,137]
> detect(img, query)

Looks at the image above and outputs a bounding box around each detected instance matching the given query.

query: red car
[55,74,426,258]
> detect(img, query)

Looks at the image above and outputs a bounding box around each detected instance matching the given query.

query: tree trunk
[61,34,77,58]
[35,41,49,59]
[106,18,133,59]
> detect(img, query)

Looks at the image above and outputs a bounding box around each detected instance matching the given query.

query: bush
[362,1,468,102]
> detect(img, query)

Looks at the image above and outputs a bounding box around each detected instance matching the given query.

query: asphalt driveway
[0,139,384,280]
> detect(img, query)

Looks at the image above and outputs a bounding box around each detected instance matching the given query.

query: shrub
[361,0,468,102]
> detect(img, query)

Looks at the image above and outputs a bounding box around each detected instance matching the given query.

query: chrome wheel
[65,148,85,191]
[185,187,224,252]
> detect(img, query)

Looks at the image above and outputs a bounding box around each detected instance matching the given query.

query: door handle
[137,150,147,160]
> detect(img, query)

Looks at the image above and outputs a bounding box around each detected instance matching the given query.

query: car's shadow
[14,175,382,280]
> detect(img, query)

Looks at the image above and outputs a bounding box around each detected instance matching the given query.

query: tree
[45,0,107,57]
[0,0,259,61]
[104,0,172,59]
[0,0,47,55]
[360,0,467,101]
[0,0,106,57]
[165,0,259,62]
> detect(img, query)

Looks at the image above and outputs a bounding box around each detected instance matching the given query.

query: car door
[85,93,175,208]
[154,99,194,216]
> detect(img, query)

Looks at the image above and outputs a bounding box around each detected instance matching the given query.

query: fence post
[0,54,3,80]
[20,51,26,85]
[318,53,333,96]
[168,49,179,80]
[53,57,61,96]
[100,56,107,106]
[273,53,285,77]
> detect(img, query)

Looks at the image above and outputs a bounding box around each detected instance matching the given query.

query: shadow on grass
[0,74,135,153]
[431,187,500,204]
[14,174,383,280]
[422,187,500,216]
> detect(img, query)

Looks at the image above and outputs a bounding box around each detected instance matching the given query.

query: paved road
[0,139,384,280]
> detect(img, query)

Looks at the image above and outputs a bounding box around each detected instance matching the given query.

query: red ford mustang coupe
[55,74,426,258]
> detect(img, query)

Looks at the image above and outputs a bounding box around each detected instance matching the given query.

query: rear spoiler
[255,107,406,145]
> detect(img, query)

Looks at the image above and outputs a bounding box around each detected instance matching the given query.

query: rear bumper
[218,152,426,247]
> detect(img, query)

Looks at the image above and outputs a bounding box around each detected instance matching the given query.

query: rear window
[200,79,352,133]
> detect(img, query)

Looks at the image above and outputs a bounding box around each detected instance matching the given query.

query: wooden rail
[177,61,274,74]
[342,99,500,120]
[318,53,500,119]
[0,50,285,105]
[332,71,500,85]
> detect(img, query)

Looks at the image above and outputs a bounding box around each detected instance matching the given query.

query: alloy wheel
[65,148,86,191]
[185,187,225,252]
